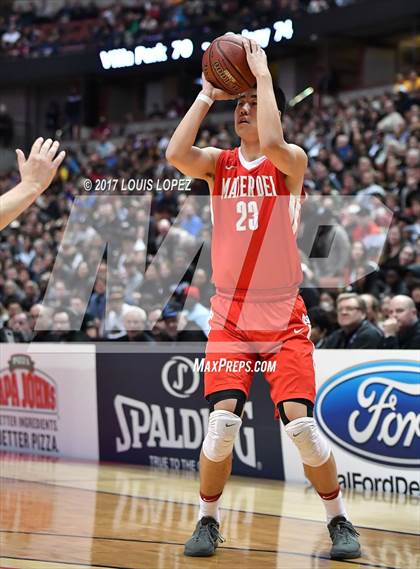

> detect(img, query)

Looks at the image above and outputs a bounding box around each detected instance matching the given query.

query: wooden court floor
[0,453,419,569]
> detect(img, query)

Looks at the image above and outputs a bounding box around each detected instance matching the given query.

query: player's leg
[184,389,247,557]
[278,399,341,495]
[198,390,246,520]
[184,294,255,557]
[262,291,361,560]
[278,397,361,560]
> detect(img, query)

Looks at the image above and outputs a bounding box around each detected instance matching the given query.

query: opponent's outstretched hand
[16,137,66,194]
[243,38,270,79]
[201,73,237,101]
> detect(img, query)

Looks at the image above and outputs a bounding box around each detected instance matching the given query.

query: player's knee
[207,389,246,417]
[285,417,331,467]
[278,398,313,425]
[202,410,242,462]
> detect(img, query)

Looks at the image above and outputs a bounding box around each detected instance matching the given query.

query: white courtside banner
[281,350,420,494]
[0,344,98,459]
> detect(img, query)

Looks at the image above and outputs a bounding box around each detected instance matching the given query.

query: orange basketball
[202,34,256,96]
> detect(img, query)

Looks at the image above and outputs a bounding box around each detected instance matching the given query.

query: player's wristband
[197,93,214,107]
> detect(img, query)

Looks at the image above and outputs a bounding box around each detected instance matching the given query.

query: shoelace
[195,522,225,544]
[334,520,360,541]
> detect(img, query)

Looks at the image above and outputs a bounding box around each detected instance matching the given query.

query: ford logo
[315,361,420,468]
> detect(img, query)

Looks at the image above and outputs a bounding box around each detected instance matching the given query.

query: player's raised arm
[165,74,235,183]
[243,40,307,190]
[0,137,65,231]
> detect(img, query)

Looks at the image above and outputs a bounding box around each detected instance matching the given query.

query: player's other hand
[16,137,66,194]
[244,39,270,79]
[201,73,237,101]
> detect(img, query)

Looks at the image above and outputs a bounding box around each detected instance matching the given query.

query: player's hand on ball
[201,73,237,101]
[16,137,66,194]
[243,39,270,79]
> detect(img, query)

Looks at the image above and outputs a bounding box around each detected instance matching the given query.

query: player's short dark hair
[274,85,287,115]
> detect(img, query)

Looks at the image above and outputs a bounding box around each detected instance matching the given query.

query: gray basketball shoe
[184,516,225,557]
[328,515,361,559]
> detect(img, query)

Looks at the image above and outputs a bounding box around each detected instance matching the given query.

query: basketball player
[166,39,361,560]
[0,137,65,230]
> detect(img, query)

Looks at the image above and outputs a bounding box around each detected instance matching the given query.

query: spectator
[380,225,404,270]
[159,304,180,341]
[377,99,405,133]
[115,307,155,342]
[84,319,101,340]
[123,256,144,304]
[37,309,89,342]
[0,319,23,342]
[148,304,178,342]
[8,312,32,342]
[103,285,132,339]
[191,268,213,306]
[381,295,420,348]
[69,295,94,325]
[178,202,203,237]
[403,70,420,93]
[308,307,332,348]
[182,286,210,337]
[323,293,383,348]
[5,299,23,319]
[30,303,53,331]
[87,278,107,321]
[398,244,416,267]
[360,293,381,327]
[49,279,70,309]
[22,280,40,310]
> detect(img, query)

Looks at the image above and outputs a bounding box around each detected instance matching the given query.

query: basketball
[202,34,256,96]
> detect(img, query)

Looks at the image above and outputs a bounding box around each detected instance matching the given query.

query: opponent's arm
[165,74,235,183]
[244,40,307,193]
[0,137,65,231]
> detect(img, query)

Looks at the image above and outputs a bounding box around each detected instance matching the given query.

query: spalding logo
[315,361,420,468]
[161,356,200,399]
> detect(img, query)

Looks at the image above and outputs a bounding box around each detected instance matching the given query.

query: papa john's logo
[0,354,57,413]
[315,361,420,468]
[161,356,200,398]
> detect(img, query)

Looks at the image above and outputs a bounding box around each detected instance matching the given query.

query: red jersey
[210,147,304,300]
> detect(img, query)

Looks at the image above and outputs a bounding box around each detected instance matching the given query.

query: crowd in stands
[0,71,419,346]
[1,0,360,58]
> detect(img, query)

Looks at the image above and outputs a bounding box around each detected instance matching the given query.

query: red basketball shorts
[204,293,316,418]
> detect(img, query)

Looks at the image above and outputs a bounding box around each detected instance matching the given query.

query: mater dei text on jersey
[221,175,278,199]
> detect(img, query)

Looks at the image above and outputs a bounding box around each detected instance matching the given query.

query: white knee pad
[202,410,242,463]
[285,417,331,467]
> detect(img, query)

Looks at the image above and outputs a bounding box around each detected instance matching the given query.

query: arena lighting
[135,43,168,65]
[241,27,271,49]
[288,87,314,107]
[99,20,295,69]
[171,38,194,60]
[99,43,167,69]
[273,19,294,42]
[99,48,134,69]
